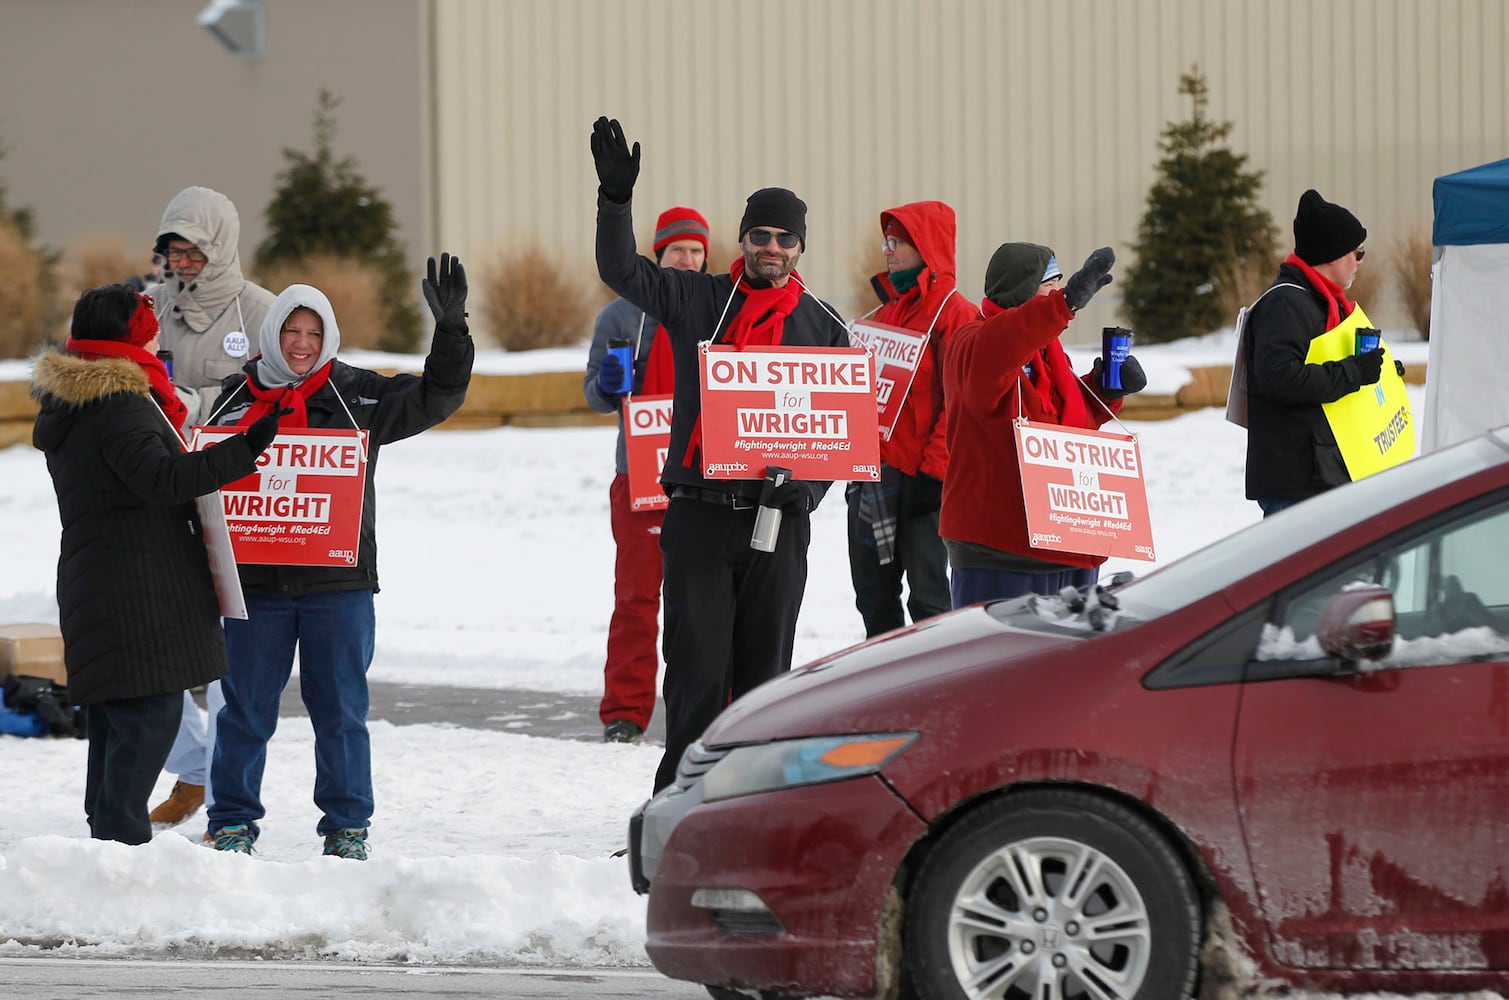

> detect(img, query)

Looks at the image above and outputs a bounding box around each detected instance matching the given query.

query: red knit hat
[882,216,913,245]
[654,206,710,255]
[124,292,160,347]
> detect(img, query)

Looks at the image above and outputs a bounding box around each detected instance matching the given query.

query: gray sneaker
[603,720,643,744]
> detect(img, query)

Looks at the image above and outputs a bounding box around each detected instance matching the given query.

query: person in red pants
[584,206,710,743]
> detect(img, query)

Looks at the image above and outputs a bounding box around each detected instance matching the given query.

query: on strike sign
[624,394,672,510]
[847,318,929,441]
[191,426,368,567]
[1013,421,1155,562]
[698,344,881,481]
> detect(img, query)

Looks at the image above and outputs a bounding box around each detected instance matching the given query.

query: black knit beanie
[983,242,1053,310]
[1293,189,1367,265]
[739,187,807,250]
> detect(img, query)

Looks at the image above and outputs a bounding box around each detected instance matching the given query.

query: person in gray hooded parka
[147,186,276,427]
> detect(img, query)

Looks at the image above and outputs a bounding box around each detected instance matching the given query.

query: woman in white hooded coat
[204,255,471,860]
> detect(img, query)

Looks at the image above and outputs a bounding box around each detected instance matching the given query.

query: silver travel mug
[750,465,794,552]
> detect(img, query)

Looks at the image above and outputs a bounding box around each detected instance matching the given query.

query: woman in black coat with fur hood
[30,284,283,845]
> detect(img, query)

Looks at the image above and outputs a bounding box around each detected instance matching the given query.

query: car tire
[704,987,798,1000]
[904,788,1201,1000]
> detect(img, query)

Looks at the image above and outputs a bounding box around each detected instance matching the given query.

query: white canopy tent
[1422,157,1509,452]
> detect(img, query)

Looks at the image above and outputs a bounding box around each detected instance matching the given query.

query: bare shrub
[63,234,147,302]
[1213,250,1280,322]
[1347,251,1385,316]
[1391,228,1433,340]
[848,222,885,322]
[478,241,608,351]
[254,254,391,351]
[0,218,53,358]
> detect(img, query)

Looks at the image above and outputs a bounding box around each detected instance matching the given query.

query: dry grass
[478,241,609,351]
[1212,250,1281,321]
[1390,227,1433,340]
[847,222,885,320]
[0,218,54,358]
[1347,251,1385,315]
[63,234,149,302]
[254,254,391,351]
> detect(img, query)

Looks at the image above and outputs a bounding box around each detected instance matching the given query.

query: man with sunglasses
[1243,188,1384,517]
[591,116,851,793]
[142,185,276,832]
[846,202,978,637]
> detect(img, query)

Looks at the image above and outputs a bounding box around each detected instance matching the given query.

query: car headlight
[700,732,917,803]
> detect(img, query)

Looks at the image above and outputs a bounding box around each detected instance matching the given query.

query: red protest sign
[624,394,672,511]
[191,426,368,567]
[847,318,929,441]
[1013,421,1156,562]
[698,344,881,481]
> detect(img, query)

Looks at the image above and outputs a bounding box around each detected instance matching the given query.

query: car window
[1258,499,1509,667]
[1113,434,1508,621]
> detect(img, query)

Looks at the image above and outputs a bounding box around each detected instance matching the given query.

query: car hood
[701,604,1080,746]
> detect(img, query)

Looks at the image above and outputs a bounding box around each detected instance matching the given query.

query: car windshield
[1103,431,1509,621]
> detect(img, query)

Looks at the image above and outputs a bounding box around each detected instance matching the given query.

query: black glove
[1343,347,1385,387]
[422,252,469,332]
[1093,353,1147,399]
[1394,358,1406,379]
[242,406,294,457]
[908,474,943,516]
[765,479,813,516]
[595,352,626,396]
[1063,247,1116,311]
[591,116,641,204]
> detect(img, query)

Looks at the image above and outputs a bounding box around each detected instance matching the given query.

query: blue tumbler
[1101,327,1132,391]
[606,339,634,394]
[1355,328,1381,355]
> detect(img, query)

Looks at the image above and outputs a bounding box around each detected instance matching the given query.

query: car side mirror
[1315,584,1396,666]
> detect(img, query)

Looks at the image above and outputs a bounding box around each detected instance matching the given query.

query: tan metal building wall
[431,0,1509,341]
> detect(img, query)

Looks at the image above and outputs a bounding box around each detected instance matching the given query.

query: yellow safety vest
[1303,304,1414,480]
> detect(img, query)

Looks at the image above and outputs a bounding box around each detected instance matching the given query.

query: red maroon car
[629,428,1509,999]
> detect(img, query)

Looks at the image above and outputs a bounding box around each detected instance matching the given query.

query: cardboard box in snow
[0,623,67,687]
[1422,157,1509,452]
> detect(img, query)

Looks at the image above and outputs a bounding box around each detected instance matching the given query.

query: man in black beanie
[590,117,851,793]
[1243,188,1382,516]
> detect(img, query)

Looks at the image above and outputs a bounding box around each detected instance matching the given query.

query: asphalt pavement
[276,679,668,746]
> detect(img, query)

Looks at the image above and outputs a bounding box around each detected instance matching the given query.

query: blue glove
[596,353,627,395]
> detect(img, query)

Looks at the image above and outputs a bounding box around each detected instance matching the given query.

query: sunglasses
[747,228,801,250]
[1353,248,1367,261]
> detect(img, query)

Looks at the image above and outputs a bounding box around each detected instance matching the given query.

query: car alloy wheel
[905,788,1201,999]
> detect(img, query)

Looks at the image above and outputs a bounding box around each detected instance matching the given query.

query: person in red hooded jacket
[846,201,978,637]
[940,242,1146,605]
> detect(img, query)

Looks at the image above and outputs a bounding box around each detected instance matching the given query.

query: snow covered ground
[4,334,1496,999]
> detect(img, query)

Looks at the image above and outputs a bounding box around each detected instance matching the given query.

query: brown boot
[148,781,205,826]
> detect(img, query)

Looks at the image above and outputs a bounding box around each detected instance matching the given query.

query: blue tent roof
[1434,157,1509,246]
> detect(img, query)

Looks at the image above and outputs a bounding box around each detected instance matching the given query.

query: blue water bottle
[606,339,634,394]
[157,349,175,381]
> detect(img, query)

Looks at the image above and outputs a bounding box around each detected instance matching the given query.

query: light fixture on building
[198,0,265,60]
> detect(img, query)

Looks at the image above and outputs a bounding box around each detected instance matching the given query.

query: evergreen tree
[257,91,421,352]
[1121,68,1278,343]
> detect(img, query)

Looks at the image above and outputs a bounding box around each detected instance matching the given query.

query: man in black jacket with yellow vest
[591,117,850,792]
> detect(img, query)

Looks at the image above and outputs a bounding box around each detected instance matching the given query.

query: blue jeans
[1256,496,1302,518]
[209,590,376,838]
[950,565,1100,607]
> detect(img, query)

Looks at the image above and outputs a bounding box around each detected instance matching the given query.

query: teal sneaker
[322,827,369,860]
[211,824,255,854]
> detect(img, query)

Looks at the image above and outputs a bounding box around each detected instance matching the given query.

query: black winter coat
[207,328,473,595]
[1243,263,1372,500]
[596,196,851,507]
[31,350,261,705]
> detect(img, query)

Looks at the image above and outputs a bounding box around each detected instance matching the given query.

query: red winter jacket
[939,291,1122,568]
[866,201,978,480]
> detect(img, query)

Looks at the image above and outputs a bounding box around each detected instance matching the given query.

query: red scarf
[680,259,806,467]
[980,298,1089,428]
[1285,252,1355,329]
[643,325,676,396]
[65,337,188,433]
[234,359,334,429]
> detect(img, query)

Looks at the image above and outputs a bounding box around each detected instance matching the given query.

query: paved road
[274,680,669,745]
[0,957,709,998]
